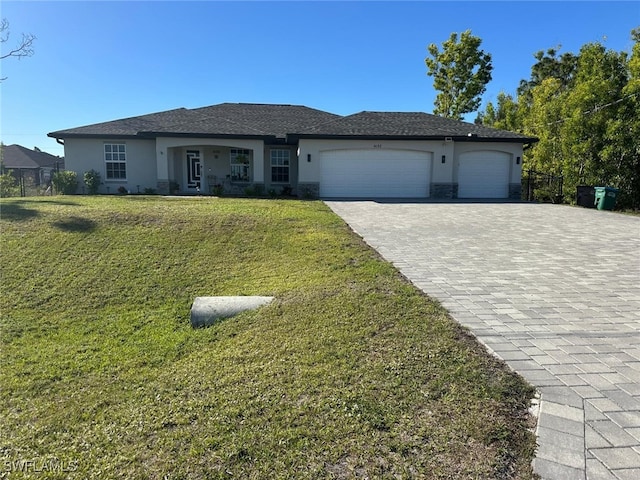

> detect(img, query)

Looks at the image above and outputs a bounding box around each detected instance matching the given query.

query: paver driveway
[326,201,640,480]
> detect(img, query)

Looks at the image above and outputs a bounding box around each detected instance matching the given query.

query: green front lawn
[0,197,537,479]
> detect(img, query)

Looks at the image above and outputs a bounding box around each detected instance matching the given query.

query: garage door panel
[320,150,431,198]
[458,151,510,198]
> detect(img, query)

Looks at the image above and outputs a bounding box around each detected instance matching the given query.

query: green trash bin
[594,186,619,211]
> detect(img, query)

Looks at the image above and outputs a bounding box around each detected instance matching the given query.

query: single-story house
[1,144,64,186]
[47,103,537,199]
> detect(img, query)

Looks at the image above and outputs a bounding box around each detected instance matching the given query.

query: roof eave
[293,134,446,141]
[47,132,142,140]
[453,135,539,144]
[47,130,538,145]
[139,131,275,141]
[293,133,539,143]
[47,131,278,141]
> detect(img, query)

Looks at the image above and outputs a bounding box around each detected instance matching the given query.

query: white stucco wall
[62,138,157,194]
[61,136,524,196]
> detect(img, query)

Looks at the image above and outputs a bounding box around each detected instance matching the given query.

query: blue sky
[1,1,638,157]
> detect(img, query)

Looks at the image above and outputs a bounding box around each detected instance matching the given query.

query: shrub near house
[52,171,78,195]
[0,173,19,197]
[83,170,101,195]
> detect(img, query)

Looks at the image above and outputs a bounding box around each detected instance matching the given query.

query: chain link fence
[0,164,61,197]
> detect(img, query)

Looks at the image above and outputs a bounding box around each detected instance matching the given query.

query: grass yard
[0,197,537,479]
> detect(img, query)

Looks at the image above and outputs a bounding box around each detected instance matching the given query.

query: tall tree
[560,43,629,192]
[475,92,521,132]
[476,29,640,209]
[604,29,640,208]
[425,30,493,120]
[522,77,566,176]
[517,48,577,101]
[0,18,36,81]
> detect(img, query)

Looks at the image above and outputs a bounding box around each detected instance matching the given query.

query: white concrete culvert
[190,296,275,328]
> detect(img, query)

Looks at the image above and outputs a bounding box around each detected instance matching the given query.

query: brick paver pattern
[327,202,640,480]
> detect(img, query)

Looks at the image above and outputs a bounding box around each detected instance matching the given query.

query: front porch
[155,139,298,196]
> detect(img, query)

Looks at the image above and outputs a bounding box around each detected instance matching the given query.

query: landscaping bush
[300,185,316,199]
[0,173,18,198]
[52,170,78,195]
[83,169,101,195]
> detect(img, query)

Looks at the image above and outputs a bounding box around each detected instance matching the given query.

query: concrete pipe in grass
[190,296,274,328]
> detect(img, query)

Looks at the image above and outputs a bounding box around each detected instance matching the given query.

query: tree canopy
[476,28,640,209]
[425,30,493,120]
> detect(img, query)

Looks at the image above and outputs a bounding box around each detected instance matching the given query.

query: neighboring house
[47,103,537,199]
[1,144,64,186]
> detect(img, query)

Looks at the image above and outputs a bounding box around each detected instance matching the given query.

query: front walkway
[326,201,640,480]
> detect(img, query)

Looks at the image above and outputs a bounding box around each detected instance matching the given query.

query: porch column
[252,147,265,183]
[156,143,170,194]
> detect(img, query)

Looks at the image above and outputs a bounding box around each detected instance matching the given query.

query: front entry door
[186,150,202,190]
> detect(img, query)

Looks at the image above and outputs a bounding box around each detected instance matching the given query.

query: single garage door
[458,151,511,198]
[320,149,431,198]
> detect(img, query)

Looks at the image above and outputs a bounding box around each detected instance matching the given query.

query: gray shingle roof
[47,108,196,138]
[297,111,536,141]
[173,104,342,138]
[1,144,63,169]
[48,103,341,139]
[48,103,536,143]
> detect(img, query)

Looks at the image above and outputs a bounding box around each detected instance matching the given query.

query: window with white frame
[230,148,251,182]
[270,149,290,183]
[104,143,127,179]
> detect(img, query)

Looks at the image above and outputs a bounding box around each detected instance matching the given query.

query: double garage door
[320,149,431,198]
[319,149,512,199]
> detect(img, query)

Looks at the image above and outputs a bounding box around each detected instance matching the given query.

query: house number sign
[373,144,383,149]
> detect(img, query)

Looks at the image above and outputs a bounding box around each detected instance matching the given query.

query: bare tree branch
[1,32,36,60]
[1,18,36,80]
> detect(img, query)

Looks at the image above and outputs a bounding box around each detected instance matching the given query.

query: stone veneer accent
[431,183,456,199]
[509,183,522,200]
[157,180,170,195]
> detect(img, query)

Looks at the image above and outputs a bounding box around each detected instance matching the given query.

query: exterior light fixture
[516,156,521,165]
[441,155,446,164]
[307,154,311,162]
